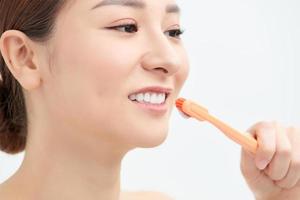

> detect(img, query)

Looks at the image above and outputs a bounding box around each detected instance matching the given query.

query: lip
[130,100,169,115]
[128,86,173,115]
[128,86,173,96]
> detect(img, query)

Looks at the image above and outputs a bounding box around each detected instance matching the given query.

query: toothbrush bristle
[175,98,186,111]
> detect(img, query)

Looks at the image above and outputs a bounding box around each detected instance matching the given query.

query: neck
[3,128,130,200]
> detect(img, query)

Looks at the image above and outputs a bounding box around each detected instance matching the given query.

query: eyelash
[106,23,185,39]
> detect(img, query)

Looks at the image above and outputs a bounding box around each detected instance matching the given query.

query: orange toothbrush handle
[182,100,257,154]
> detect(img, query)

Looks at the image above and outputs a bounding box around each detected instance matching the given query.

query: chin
[136,128,169,148]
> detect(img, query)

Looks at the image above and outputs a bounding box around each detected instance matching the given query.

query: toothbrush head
[175,98,186,110]
[175,98,191,118]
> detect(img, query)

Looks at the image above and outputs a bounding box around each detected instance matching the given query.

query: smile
[128,92,168,105]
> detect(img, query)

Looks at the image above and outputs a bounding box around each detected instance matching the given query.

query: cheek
[174,50,190,94]
[47,29,144,131]
[61,32,142,92]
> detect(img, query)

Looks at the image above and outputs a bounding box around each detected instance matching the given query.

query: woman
[0,0,299,199]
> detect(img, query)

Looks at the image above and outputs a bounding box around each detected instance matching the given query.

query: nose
[141,33,181,77]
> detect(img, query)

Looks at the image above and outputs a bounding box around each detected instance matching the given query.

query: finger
[264,122,292,181]
[240,133,260,179]
[249,122,276,170]
[275,127,300,189]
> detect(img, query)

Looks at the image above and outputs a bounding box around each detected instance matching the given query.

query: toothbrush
[175,98,258,154]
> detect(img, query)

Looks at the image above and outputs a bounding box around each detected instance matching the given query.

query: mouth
[128,86,172,104]
[127,86,172,114]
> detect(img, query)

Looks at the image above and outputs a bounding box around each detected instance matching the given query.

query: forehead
[48,0,180,46]
[65,0,179,13]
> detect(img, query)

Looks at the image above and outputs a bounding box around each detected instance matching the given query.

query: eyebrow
[91,0,181,14]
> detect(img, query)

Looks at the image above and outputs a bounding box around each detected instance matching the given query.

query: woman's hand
[240,121,300,200]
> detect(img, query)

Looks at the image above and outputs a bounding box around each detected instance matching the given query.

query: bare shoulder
[120,190,174,200]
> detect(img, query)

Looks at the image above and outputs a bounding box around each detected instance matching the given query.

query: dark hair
[0,0,66,154]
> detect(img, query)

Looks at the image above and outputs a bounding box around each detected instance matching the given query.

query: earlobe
[0,30,41,90]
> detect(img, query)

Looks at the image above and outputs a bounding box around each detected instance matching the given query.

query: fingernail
[256,159,268,170]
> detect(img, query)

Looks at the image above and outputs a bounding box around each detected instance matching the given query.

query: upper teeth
[129,92,167,104]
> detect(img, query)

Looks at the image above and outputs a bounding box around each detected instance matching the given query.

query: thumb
[240,126,277,197]
[240,132,261,182]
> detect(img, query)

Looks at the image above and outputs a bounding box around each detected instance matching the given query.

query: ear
[0,30,41,90]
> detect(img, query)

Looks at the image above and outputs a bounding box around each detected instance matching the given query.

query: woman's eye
[107,24,138,33]
[165,29,185,39]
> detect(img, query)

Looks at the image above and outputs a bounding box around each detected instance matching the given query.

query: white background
[0,0,299,199]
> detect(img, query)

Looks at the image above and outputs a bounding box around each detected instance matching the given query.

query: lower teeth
[131,100,163,105]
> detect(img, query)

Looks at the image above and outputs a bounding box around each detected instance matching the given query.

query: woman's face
[38,0,189,150]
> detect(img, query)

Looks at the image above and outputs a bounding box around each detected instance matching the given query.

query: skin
[0,0,299,200]
[0,0,189,199]
[241,122,300,200]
